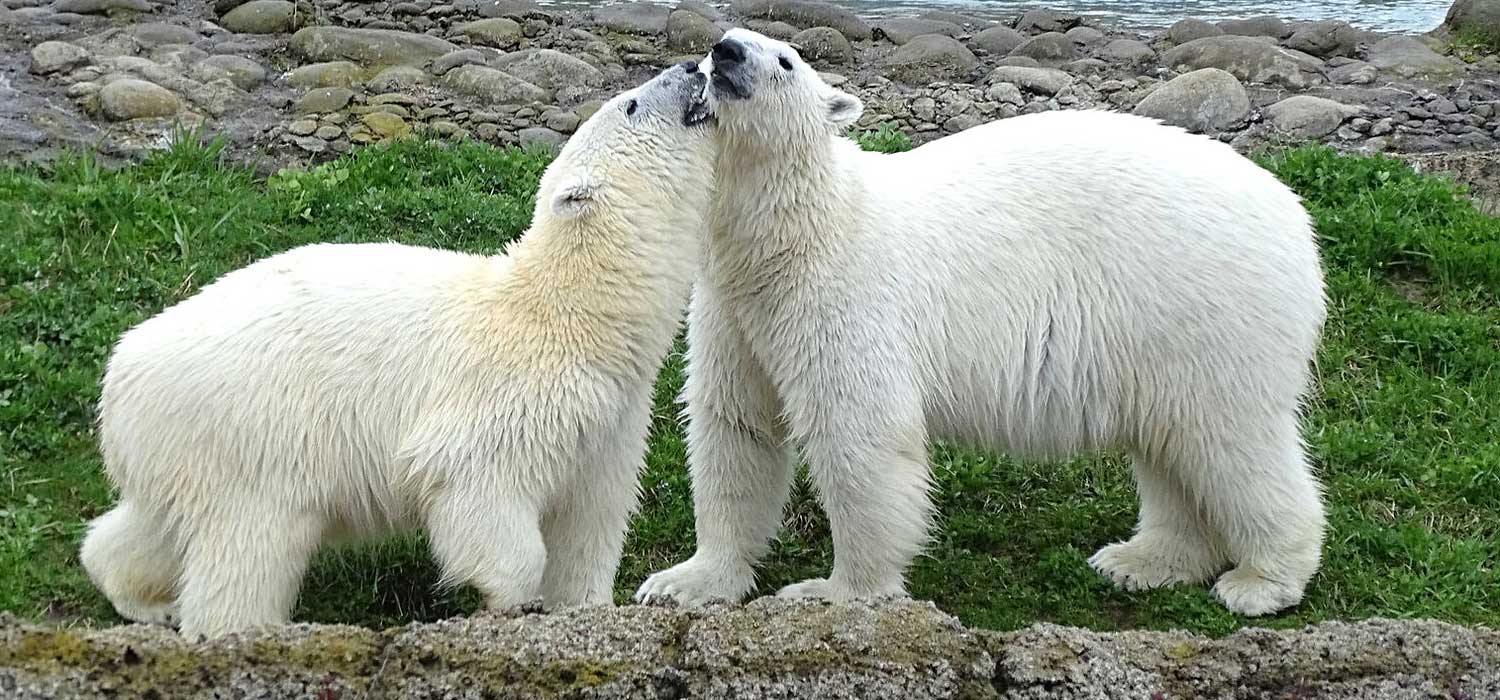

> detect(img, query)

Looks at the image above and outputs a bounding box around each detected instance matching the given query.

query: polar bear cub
[81,63,716,639]
[636,29,1327,616]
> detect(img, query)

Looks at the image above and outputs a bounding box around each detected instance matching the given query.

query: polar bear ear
[825,90,864,130]
[550,175,600,219]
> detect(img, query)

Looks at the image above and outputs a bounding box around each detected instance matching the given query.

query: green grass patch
[2,133,1497,635]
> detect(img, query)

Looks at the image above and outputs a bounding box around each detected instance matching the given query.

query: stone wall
[3,599,1498,699]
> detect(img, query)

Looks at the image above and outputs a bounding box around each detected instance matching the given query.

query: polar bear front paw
[1213,566,1304,616]
[117,600,181,628]
[634,554,753,605]
[775,578,837,600]
[1088,536,1223,592]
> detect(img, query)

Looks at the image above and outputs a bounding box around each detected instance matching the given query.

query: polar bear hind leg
[80,500,183,626]
[1089,457,1230,592]
[176,504,324,640]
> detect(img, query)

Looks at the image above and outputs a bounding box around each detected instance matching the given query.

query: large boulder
[1010,31,1075,62]
[873,18,962,45]
[289,27,458,67]
[191,54,265,89]
[1014,8,1079,34]
[1102,38,1155,66]
[971,25,1026,55]
[286,60,361,88]
[98,78,179,120]
[441,64,550,103]
[490,48,604,89]
[1367,35,1462,79]
[1283,20,1357,58]
[1132,67,1248,133]
[732,0,872,40]
[1216,15,1291,38]
[1443,0,1500,39]
[667,9,722,53]
[1266,95,1361,138]
[986,65,1072,95]
[592,2,670,35]
[1167,18,1222,44]
[29,41,90,75]
[451,17,523,49]
[1162,35,1324,89]
[883,34,977,84]
[127,23,201,48]
[219,0,295,34]
[791,26,852,64]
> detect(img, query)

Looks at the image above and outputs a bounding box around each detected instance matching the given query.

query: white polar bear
[80,62,717,640]
[636,29,1328,616]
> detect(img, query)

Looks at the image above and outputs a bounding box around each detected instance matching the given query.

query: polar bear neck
[710,134,865,256]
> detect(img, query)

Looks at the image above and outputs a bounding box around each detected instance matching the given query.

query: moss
[1,630,100,674]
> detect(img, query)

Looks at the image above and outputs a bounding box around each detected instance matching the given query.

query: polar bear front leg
[426,477,547,611]
[635,286,795,605]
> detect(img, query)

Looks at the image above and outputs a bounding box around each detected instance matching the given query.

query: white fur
[81,65,716,639]
[636,29,1328,616]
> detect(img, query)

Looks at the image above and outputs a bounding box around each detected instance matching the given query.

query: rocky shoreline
[3,0,1500,171]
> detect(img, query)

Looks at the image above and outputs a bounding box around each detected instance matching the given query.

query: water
[542,1,1453,33]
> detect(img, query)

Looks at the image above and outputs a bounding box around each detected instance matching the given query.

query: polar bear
[80,62,717,640]
[635,29,1327,616]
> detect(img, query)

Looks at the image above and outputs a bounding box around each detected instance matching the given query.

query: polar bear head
[698,28,864,151]
[535,61,715,226]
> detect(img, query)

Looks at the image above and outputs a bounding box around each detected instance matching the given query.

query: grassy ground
[1,131,1497,637]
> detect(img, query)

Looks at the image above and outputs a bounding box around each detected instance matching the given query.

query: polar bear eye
[626,100,638,116]
[778,55,794,71]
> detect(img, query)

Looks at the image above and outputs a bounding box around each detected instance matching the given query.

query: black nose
[711,38,745,66]
[676,60,698,73]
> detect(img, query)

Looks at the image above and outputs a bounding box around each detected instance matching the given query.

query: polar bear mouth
[684,88,714,127]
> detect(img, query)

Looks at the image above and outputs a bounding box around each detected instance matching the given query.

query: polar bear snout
[707,37,753,101]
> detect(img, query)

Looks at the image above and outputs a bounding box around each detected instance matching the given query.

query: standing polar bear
[81,63,717,640]
[637,29,1327,616]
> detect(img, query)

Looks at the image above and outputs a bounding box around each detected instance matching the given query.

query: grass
[1,128,1497,637]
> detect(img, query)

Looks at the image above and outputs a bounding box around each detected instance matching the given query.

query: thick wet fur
[636,28,1327,617]
[81,63,716,640]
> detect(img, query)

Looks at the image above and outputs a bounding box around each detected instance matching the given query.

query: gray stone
[220,0,294,34]
[361,111,409,139]
[441,64,549,103]
[544,109,580,133]
[744,19,798,40]
[462,0,535,18]
[1102,38,1154,66]
[1367,36,1462,79]
[1329,59,1377,84]
[1167,17,1222,44]
[491,48,603,89]
[1064,25,1104,46]
[1162,35,1324,89]
[368,65,426,91]
[295,86,353,113]
[997,55,1040,67]
[97,78,179,120]
[884,34,977,84]
[1267,94,1361,138]
[50,0,152,13]
[314,124,343,140]
[1132,67,1248,133]
[984,81,1023,105]
[666,9,721,53]
[1283,20,1357,58]
[286,60,361,88]
[873,18,962,45]
[919,10,990,29]
[191,54,264,89]
[791,26,852,64]
[1217,14,1291,38]
[970,25,1025,56]
[286,118,317,135]
[452,17,522,49]
[986,65,1072,95]
[127,22,200,47]
[592,2,670,35]
[518,126,565,149]
[289,26,458,67]
[732,0,872,40]
[1444,0,1500,39]
[1063,57,1108,74]
[1014,7,1079,34]
[430,49,486,76]
[677,0,722,22]
[1010,31,1075,62]
[29,40,90,75]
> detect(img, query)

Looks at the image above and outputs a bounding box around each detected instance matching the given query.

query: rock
[986,65,1072,95]
[314,125,343,140]
[1063,57,1107,74]
[1162,35,1324,89]
[191,54,264,89]
[971,25,1026,56]
[944,113,982,132]
[873,18,961,45]
[1283,20,1356,58]
[791,26,852,64]
[294,87,353,114]
[1367,36,1461,79]
[430,49,486,76]
[592,2,669,35]
[744,19,799,41]
[461,0,535,18]
[997,55,1040,67]
[518,126,565,149]
[1132,67,1248,133]
[984,81,1023,105]
[1102,38,1154,66]
[731,0,872,41]
[360,111,409,139]
[286,118,317,135]
[1065,26,1104,46]
[1167,18,1222,44]
[1328,59,1377,84]
[286,60,361,88]
[1444,0,1500,38]
[368,65,425,91]
[29,41,90,75]
[150,45,209,70]
[677,0,722,22]
[544,110,580,133]
[884,34,977,84]
[1267,94,1360,138]
[1216,15,1290,38]
[220,0,294,34]
[666,9,721,53]
[441,64,549,103]
[50,0,152,13]
[452,17,521,49]
[491,48,604,90]
[289,26,458,67]
[919,10,990,29]
[1014,8,1079,34]
[127,22,200,48]
[1010,31,1074,62]
[97,78,179,120]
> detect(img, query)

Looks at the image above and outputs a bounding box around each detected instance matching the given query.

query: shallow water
[544,0,1452,33]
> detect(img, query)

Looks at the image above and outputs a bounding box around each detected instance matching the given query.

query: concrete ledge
[2,599,1496,699]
